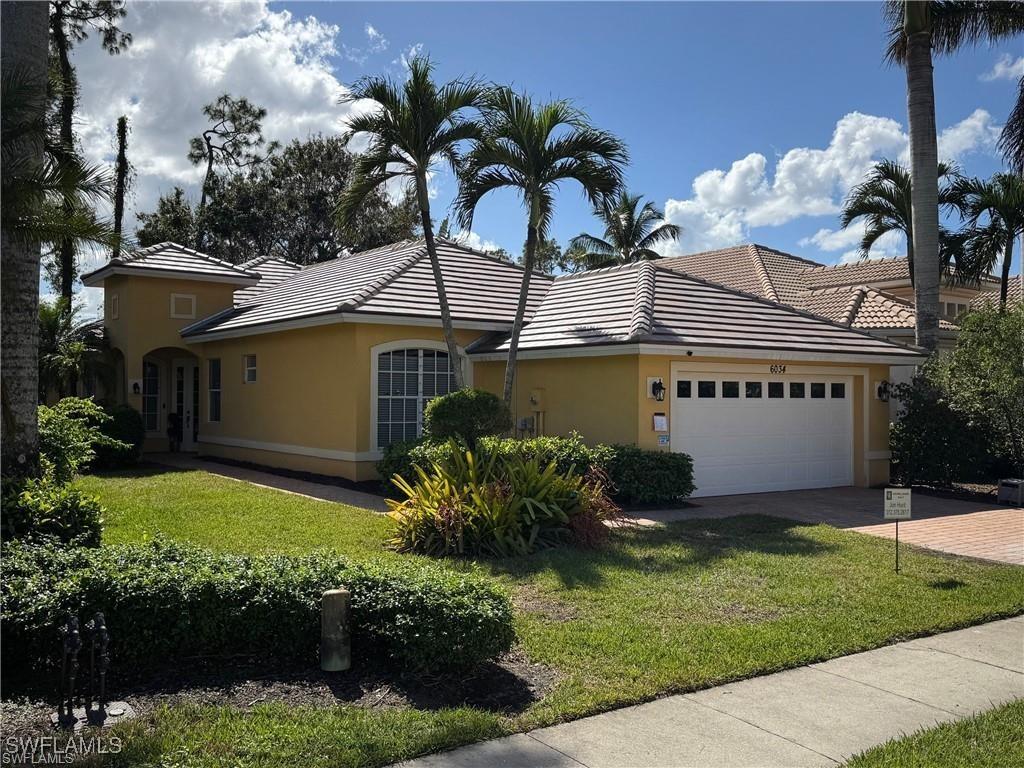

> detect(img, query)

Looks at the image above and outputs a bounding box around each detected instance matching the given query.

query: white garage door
[670,371,854,498]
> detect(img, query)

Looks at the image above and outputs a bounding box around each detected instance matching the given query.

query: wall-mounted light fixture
[875,380,890,402]
[648,377,666,402]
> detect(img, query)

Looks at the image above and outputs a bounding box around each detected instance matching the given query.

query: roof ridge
[123,241,258,276]
[802,255,906,274]
[628,261,657,340]
[551,261,642,283]
[436,236,552,278]
[240,254,301,270]
[748,244,780,302]
[339,245,426,311]
[842,286,868,326]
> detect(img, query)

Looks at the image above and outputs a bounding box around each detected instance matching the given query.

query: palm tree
[456,88,627,404]
[884,1,1024,350]
[2,1,50,479]
[3,4,119,478]
[999,76,1024,173]
[338,56,484,389]
[38,298,107,400]
[568,191,680,270]
[955,172,1024,307]
[839,159,965,284]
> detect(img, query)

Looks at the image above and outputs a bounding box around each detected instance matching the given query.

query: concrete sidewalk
[398,616,1024,768]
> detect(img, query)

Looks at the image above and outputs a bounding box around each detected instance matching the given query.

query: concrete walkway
[630,487,1024,565]
[147,453,389,511]
[398,616,1024,768]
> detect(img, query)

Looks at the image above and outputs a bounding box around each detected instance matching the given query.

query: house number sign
[769,364,787,374]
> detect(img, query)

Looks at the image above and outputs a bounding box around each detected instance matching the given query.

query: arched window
[373,344,464,450]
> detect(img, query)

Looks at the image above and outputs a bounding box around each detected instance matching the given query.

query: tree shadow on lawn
[86,463,192,480]
[488,514,837,589]
[4,651,554,735]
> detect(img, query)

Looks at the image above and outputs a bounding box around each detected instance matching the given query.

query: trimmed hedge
[423,389,512,447]
[379,433,695,505]
[0,538,514,680]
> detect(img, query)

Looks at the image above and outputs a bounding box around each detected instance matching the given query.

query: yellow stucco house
[82,239,926,498]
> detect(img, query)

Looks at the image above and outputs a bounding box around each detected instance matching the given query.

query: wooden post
[320,588,351,672]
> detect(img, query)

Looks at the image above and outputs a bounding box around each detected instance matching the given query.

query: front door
[172,358,198,452]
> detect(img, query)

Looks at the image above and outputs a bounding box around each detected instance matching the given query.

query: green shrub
[387,445,620,556]
[92,403,145,469]
[0,477,104,546]
[380,433,694,506]
[891,368,997,486]
[423,389,511,447]
[38,398,130,483]
[0,538,513,681]
[606,445,695,505]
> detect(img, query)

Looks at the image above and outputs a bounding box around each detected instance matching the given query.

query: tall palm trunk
[1,0,49,478]
[503,200,540,405]
[51,1,77,302]
[904,2,940,351]
[112,115,128,259]
[416,173,465,389]
[1000,236,1014,307]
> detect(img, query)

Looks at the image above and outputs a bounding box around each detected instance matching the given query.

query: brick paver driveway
[631,488,1023,565]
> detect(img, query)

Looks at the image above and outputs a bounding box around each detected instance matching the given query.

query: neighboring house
[656,244,998,347]
[82,239,924,498]
[970,273,1023,310]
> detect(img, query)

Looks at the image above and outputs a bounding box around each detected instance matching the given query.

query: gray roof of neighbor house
[468,262,925,360]
[80,242,260,286]
[181,238,553,339]
[234,256,302,304]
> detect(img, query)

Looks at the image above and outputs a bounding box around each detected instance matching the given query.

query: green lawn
[75,467,1024,768]
[80,467,392,556]
[845,699,1024,768]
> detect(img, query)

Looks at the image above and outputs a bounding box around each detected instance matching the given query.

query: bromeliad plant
[387,444,620,557]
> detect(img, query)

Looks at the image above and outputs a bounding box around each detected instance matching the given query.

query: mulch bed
[1,649,558,737]
[910,482,1000,504]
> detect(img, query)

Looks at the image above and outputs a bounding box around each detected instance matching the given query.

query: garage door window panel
[722,381,740,398]
[698,381,716,398]
[677,380,691,398]
[768,382,784,399]
[831,382,846,398]
[790,382,805,398]
[811,382,826,399]
[745,382,762,398]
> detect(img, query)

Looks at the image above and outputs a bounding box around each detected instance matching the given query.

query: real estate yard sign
[884,488,911,573]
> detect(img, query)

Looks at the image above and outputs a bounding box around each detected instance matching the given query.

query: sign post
[884,488,912,573]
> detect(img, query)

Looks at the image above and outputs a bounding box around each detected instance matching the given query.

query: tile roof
[182,238,552,339]
[970,275,1022,309]
[657,244,979,333]
[802,257,911,289]
[469,263,923,360]
[234,256,302,304]
[81,242,259,285]
[657,244,823,305]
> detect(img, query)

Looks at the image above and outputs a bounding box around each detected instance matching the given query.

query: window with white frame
[243,354,257,383]
[208,358,221,422]
[142,360,160,431]
[109,294,119,320]
[376,348,457,448]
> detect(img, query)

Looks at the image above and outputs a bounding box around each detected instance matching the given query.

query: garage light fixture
[649,378,666,402]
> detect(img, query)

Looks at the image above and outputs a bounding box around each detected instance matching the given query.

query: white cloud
[394,43,424,71]
[801,223,905,260]
[663,109,1000,257]
[980,53,1024,82]
[67,0,371,303]
[343,21,389,64]
[936,108,1000,161]
[453,230,505,254]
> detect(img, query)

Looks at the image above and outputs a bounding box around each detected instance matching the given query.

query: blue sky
[69,1,1022,315]
[285,1,1020,269]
